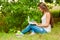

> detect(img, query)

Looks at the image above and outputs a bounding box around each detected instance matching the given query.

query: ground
[0,22,60,40]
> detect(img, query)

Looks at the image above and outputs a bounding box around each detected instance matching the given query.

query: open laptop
[28,16,35,24]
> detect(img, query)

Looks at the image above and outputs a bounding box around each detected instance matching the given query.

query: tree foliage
[0,0,42,33]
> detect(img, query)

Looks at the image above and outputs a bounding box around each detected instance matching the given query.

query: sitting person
[16,2,53,36]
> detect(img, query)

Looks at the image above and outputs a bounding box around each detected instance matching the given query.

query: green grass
[0,22,60,40]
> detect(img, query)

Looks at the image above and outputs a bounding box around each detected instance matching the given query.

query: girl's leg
[21,24,32,34]
[16,24,33,36]
[31,25,47,34]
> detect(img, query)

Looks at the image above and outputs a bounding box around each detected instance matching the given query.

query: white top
[41,14,51,32]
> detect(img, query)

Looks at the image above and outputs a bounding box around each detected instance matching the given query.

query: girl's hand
[32,22,41,26]
[32,21,38,25]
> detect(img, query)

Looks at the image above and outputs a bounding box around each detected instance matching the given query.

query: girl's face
[38,7,44,13]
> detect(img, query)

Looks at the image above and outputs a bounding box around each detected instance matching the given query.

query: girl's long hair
[38,2,54,28]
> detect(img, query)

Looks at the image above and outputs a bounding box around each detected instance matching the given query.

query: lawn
[0,22,60,40]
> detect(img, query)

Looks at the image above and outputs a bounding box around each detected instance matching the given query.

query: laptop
[28,16,35,24]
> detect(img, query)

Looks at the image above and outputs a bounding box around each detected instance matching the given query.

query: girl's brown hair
[38,2,54,28]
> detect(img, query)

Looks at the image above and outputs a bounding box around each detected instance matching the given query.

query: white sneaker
[16,31,24,37]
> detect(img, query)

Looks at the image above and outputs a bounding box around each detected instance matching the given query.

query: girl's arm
[34,13,51,27]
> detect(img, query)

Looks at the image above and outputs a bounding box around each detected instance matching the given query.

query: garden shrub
[50,6,60,18]
[0,0,43,33]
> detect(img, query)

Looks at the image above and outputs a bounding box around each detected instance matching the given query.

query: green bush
[50,10,60,18]
[46,3,55,9]
[50,6,60,18]
[0,0,43,33]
